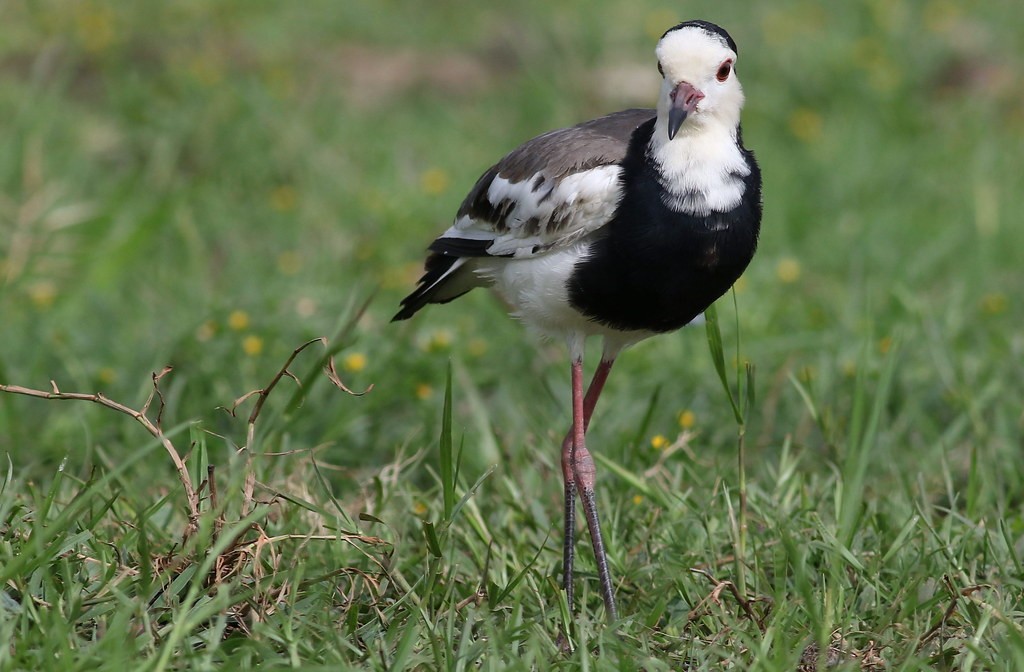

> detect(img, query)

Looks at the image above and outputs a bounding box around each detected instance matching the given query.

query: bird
[393,20,762,621]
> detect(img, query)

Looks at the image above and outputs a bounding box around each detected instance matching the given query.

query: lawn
[1,0,1023,669]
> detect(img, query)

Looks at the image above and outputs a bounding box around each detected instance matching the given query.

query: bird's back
[393,109,655,322]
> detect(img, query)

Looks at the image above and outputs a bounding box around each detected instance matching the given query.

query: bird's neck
[646,117,750,216]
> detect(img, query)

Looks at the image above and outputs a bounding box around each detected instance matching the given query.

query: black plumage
[568,118,761,332]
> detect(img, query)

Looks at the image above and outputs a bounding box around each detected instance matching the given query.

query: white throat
[648,110,749,216]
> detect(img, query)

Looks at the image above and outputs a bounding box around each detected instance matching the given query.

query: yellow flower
[277,251,301,275]
[632,494,644,505]
[776,257,801,284]
[878,336,893,355]
[269,185,297,212]
[97,367,117,385]
[412,501,428,516]
[415,383,433,400]
[980,292,1007,315]
[242,335,264,356]
[678,410,696,430]
[420,168,450,196]
[343,352,367,373]
[841,361,857,378]
[228,310,250,331]
[650,434,669,450]
[28,281,57,309]
[788,108,823,144]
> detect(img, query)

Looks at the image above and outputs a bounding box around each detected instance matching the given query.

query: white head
[654,21,744,140]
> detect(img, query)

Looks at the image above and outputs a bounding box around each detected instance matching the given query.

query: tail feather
[392,254,478,321]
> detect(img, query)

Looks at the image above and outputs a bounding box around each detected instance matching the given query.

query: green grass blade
[628,384,662,452]
[491,532,548,605]
[423,520,443,558]
[704,302,742,424]
[447,465,495,527]
[838,338,900,548]
[440,361,455,522]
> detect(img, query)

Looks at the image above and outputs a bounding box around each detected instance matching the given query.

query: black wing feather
[392,253,471,321]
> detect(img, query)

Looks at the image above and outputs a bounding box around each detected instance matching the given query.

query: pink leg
[561,357,617,619]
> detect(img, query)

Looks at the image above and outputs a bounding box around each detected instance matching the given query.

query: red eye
[716,61,732,82]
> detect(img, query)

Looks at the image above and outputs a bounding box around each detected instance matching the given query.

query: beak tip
[667,109,687,141]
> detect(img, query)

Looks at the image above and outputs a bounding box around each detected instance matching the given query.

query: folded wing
[393,108,654,321]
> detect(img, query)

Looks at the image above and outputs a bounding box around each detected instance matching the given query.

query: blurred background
[2,2,1024,665]
[1,0,1022,488]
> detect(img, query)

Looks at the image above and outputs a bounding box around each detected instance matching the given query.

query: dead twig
[690,567,766,633]
[1,334,382,623]
[140,365,173,429]
[226,337,374,424]
[226,337,373,516]
[0,375,200,537]
[917,575,985,650]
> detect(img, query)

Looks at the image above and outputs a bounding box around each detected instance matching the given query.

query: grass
[2,0,1023,668]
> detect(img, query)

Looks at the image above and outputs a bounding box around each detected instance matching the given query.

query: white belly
[474,243,655,353]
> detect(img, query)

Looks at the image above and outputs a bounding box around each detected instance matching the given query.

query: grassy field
[2,0,1023,669]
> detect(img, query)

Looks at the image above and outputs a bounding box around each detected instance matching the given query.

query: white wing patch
[439,165,623,258]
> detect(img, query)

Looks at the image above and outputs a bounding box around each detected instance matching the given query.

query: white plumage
[441,166,624,259]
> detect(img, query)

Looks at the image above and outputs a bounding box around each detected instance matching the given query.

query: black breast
[567,120,762,333]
